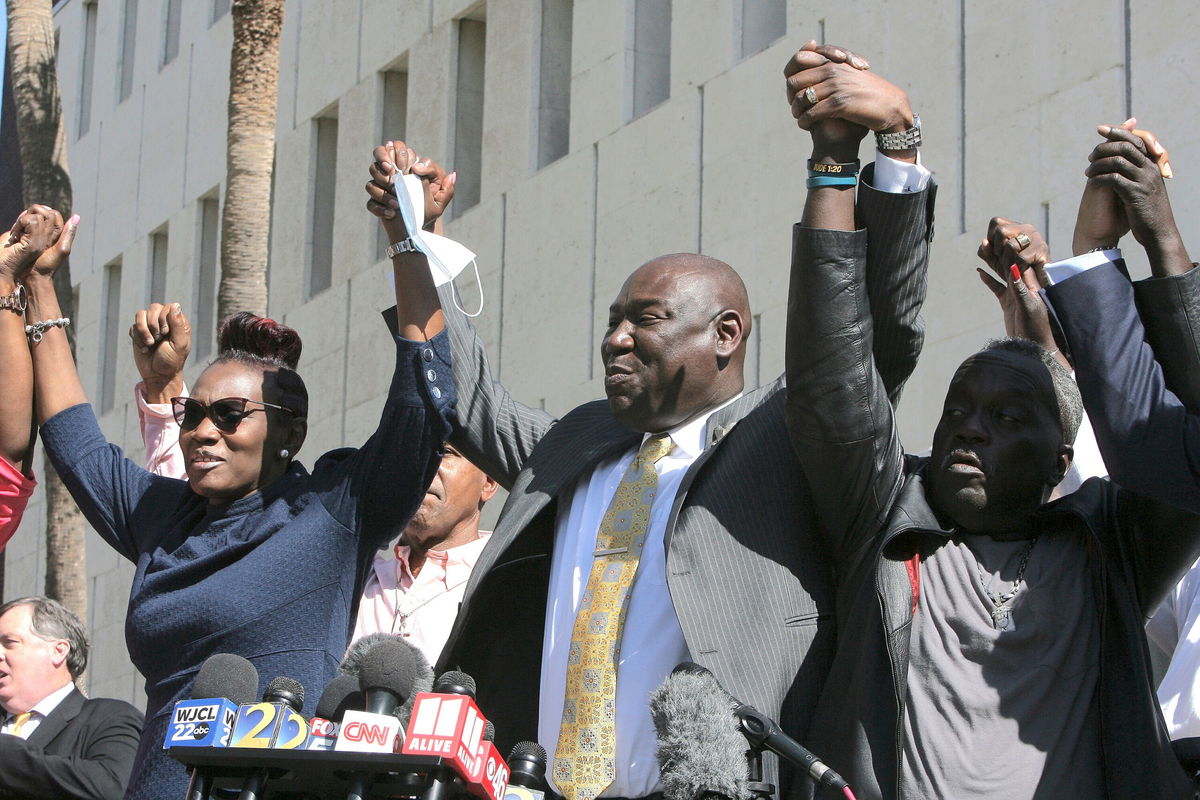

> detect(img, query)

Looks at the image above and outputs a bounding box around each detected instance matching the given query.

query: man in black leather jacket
[782,91,1200,797]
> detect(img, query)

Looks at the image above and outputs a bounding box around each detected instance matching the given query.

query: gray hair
[980,337,1083,446]
[0,596,89,678]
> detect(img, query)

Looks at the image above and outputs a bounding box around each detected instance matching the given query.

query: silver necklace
[978,535,1039,630]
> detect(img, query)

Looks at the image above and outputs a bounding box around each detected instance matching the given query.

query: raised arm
[129,302,190,478]
[783,46,912,563]
[365,142,553,489]
[786,41,935,403]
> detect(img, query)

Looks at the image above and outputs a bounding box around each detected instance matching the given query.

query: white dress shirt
[1,682,75,740]
[539,398,739,799]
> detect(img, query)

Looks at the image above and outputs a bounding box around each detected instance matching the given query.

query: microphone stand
[744,745,776,800]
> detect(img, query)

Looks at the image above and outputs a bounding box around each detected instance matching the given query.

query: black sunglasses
[171,396,295,433]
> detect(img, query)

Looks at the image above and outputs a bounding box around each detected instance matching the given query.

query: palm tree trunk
[218,0,286,320]
[6,0,87,623]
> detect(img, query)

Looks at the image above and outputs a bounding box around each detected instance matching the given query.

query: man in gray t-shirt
[783,79,1199,795]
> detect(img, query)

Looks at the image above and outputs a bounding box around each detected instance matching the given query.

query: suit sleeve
[428,283,557,491]
[1044,261,1200,609]
[0,702,143,800]
[858,165,937,404]
[1134,265,1200,414]
[1045,262,1200,513]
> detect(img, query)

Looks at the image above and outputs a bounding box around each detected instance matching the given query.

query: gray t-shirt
[899,531,1103,799]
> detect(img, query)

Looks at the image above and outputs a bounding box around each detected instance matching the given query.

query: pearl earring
[279,449,290,459]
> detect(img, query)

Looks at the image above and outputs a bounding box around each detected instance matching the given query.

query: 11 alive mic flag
[404,692,510,800]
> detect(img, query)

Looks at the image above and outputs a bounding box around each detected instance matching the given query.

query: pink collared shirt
[351,533,492,666]
[0,455,35,552]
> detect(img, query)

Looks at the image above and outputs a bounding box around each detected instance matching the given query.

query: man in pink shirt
[131,303,498,665]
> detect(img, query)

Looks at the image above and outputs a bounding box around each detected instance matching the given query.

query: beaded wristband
[26,317,70,344]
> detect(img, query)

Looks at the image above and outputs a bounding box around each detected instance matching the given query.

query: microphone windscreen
[358,639,421,706]
[650,663,749,800]
[192,653,260,705]
[508,741,547,763]
[315,673,362,721]
[264,676,305,710]
[483,720,496,742]
[339,632,396,677]
[433,670,476,697]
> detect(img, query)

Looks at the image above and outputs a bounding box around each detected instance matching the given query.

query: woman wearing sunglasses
[19,157,456,799]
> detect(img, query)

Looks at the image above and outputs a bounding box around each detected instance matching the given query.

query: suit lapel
[24,687,84,749]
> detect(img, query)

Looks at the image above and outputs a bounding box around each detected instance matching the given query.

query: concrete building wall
[5,0,1198,706]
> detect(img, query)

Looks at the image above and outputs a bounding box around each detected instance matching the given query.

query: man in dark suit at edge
[0,596,143,800]
[366,42,935,800]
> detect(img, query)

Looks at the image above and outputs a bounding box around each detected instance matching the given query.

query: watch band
[385,238,418,259]
[0,283,27,314]
[875,113,921,151]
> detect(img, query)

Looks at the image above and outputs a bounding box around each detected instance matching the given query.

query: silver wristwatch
[876,114,921,151]
[0,283,26,313]
[385,238,418,259]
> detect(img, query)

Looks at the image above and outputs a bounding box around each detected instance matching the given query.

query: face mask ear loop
[449,257,484,318]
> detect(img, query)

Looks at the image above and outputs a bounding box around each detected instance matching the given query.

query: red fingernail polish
[1010,265,1021,282]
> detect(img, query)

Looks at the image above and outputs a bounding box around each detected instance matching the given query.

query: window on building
[452,14,486,216]
[628,0,671,120]
[211,0,230,24]
[194,197,219,359]
[309,112,338,297]
[162,0,182,67]
[148,228,169,303]
[738,0,784,59]
[100,260,123,414]
[536,0,572,169]
[119,0,139,103]
[78,0,98,136]
[377,68,408,261]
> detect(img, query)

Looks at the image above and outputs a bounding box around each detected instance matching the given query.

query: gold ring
[804,86,818,106]
[1013,232,1032,251]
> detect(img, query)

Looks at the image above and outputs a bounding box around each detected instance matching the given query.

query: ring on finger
[804,86,818,106]
[1013,232,1032,251]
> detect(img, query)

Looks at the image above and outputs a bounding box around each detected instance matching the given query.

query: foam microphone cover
[507,742,548,790]
[433,670,476,698]
[263,676,305,711]
[358,639,421,716]
[193,653,260,705]
[315,674,363,722]
[649,663,749,800]
[342,633,434,722]
[483,720,495,742]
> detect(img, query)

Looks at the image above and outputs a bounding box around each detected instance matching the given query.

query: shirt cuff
[868,150,932,194]
[134,381,185,419]
[1044,248,1121,285]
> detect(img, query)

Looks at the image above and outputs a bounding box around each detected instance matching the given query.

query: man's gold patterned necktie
[553,433,675,800]
[9,711,33,737]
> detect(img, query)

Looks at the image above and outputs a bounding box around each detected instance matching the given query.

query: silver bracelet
[26,317,70,344]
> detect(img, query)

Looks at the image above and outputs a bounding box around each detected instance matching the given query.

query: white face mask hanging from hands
[389,172,485,318]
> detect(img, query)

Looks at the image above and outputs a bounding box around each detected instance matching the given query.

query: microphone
[734,704,853,799]
[665,663,854,799]
[341,640,424,800]
[504,742,547,800]
[341,632,435,724]
[407,671,503,800]
[307,673,361,750]
[483,720,495,742]
[649,664,751,800]
[171,654,259,800]
[231,677,308,800]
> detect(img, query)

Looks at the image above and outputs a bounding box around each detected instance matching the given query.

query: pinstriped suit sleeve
[858,166,936,405]
[434,283,556,490]
[1135,266,1200,415]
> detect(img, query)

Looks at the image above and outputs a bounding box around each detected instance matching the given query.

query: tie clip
[593,547,627,557]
